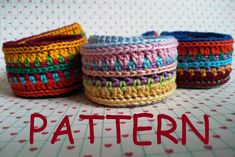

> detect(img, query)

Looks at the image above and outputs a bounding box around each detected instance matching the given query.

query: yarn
[81,35,178,106]
[2,23,87,97]
[160,31,234,88]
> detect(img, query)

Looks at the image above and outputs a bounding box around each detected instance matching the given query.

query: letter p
[30,113,47,144]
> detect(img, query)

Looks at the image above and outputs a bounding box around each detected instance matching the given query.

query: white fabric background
[0,1,235,157]
[0,0,234,57]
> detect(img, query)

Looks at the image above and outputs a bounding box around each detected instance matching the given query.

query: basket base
[176,76,230,89]
[12,83,82,98]
[85,85,176,107]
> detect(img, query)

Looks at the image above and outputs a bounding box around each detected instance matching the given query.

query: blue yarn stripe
[178,58,232,68]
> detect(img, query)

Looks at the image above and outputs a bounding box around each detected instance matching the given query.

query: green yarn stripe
[6,63,75,74]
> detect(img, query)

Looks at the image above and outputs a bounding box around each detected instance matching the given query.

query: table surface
[0,56,235,157]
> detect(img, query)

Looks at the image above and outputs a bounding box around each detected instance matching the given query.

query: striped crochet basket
[161,31,234,88]
[81,35,178,106]
[2,23,87,97]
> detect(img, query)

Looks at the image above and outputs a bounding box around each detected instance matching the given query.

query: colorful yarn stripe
[84,69,176,88]
[81,35,178,106]
[12,84,81,98]
[6,63,74,74]
[81,44,177,72]
[82,62,177,77]
[14,23,85,44]
[177,65,231,81]
[84,77,176,106]
[8,68,80,87]
[160,31,234,88]
[178,52,232,62]
[4,36,85,68]
[2,23,87,97]
[85,35,174,48]
[177,58,232,68]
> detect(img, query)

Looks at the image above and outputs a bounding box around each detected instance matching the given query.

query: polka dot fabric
[0,0,234,57]
[0,0,235,157]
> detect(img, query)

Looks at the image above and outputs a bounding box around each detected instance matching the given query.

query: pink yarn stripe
[82,47,177,70]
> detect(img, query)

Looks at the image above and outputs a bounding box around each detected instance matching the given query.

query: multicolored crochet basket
[161,31,234,88]
[2,23,87,97]
[81,35,178,106]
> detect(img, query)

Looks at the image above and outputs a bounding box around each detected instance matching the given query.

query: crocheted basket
[81,35,178,106]
[2,23,87,97]
[161,31,234,88]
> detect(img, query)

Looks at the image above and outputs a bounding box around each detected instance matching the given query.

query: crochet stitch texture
[81,35,178,106]
[2,23,87,97]
[161,31,234,88]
